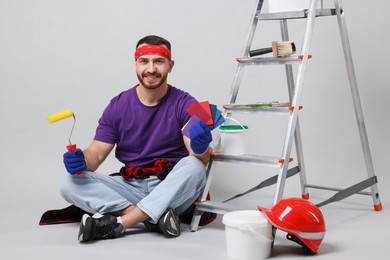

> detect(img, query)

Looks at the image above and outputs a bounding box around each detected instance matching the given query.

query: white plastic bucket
[268,0,311,13]
[218,118,248,155]
[222,210,273,260]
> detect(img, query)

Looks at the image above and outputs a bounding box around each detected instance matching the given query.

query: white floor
[1,191,389,260]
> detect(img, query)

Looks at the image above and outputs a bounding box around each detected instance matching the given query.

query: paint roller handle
[64,145,86,175]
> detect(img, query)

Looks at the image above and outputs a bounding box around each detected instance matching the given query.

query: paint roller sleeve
[47,109,74,123]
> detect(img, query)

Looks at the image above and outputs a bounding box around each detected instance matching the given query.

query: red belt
[120,160,174,181]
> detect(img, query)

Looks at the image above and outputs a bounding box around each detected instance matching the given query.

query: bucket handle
[239,226,273,243]
[223,117,246,131]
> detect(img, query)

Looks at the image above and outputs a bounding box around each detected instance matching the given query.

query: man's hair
[136,35,171,51]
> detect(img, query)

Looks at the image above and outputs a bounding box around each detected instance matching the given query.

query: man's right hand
[63,148,87,175]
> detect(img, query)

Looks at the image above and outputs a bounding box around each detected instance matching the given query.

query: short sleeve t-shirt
[94,85,196,167]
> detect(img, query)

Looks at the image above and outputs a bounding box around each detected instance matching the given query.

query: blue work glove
[63,148,87,175]
[190,120,212,154]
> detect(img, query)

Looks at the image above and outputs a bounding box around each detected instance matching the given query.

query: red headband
[134,44,172,61]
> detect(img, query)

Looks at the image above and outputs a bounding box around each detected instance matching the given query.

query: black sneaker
[78,213,124,242]
[158,209,181,238]
[143,221,162,233]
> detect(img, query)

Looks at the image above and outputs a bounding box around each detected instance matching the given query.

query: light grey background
[1,0,389,259]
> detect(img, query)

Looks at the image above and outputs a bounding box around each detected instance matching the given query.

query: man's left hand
[190,120,212,154]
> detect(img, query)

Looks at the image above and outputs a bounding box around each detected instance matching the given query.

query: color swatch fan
[182,101,225,137]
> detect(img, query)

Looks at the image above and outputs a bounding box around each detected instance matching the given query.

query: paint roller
[47,109,83,175]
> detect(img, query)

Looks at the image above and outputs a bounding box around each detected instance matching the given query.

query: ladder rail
[190,160,215,232]
[280,19,309,198]
[274,0,320,204]
[334,0,381,207]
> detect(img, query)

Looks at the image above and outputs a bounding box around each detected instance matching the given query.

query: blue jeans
[59,156,207,223]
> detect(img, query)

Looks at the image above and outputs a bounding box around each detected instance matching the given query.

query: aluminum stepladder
[190,0,382,232]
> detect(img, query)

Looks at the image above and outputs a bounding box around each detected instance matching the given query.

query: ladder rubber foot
[302,193,310,200]
[374,203,383,211]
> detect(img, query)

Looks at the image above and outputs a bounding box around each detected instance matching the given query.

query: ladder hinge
[279,158,293,164]
[289,106,303,111]
[298,54,312,60]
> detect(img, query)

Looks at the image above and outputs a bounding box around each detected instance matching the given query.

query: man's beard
[137,72,168,90]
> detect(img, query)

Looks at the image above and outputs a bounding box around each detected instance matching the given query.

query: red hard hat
[257,198,326,254]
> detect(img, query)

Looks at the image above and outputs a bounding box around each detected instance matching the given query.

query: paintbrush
[249,41,296,58]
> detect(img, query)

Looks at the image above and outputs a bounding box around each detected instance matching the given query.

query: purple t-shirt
[94,85,196,167]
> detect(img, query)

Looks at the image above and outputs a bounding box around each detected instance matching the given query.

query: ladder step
[257,8,336,21]
[212,153,292,168]
[237,55,310,66]
[224,105,300,115]
[194,201,243,214]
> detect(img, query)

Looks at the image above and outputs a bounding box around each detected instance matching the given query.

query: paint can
[223,210,273,260]
[218,118,248,155]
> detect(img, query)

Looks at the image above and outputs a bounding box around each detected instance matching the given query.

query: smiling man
[60,35,213,242]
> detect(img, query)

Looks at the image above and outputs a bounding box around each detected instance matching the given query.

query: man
[60,35,212,242]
